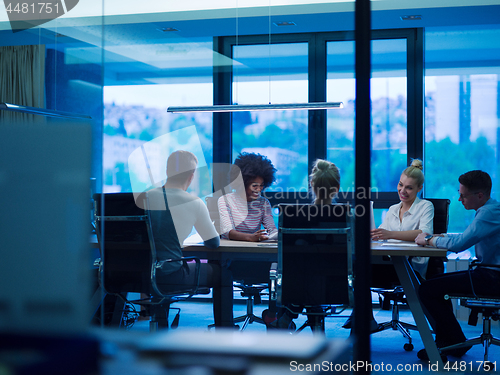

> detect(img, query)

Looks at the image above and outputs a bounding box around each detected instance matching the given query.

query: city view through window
[103,71,499,239]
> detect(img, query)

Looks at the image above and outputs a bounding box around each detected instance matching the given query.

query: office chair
[270,203,354,334]
[372,198,450,351]
[93,192,209,331]
[232,278,268,330]
[205,196,270,331]
[441,261,500,370]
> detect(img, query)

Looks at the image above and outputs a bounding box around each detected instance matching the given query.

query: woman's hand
[248,229,269,242]
[370,228,392,241]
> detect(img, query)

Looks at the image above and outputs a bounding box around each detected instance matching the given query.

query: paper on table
[267,231,278,241]
[183,232,203,245]
[380,240,420,247]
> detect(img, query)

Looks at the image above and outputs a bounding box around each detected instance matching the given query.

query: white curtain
[0,45,45,122]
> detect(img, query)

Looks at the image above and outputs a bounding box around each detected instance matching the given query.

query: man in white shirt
[415,170,500,360]
[147,150,233,327]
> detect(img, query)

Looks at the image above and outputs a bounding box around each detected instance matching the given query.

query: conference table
[183,239,447,369]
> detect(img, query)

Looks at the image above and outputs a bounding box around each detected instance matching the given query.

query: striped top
[218,192,277,239]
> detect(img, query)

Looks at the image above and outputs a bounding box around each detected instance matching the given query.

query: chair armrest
[152,256,203,298]
[269,262,279,301]
[155,256,201,269]
[470,260,500,271]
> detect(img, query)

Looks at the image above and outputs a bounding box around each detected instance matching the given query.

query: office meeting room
[2,0,500,374]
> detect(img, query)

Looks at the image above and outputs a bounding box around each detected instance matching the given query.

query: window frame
[213,28,424,207]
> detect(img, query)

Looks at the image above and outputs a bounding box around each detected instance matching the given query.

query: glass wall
[0,3,104,333]
[102,36,215,197]
[425,25,500,240]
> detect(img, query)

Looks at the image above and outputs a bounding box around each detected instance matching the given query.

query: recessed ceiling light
[273,21,296,27]
[157,27,179,32]
[400,15,422,21]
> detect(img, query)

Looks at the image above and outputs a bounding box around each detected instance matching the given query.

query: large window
[326,38,408,197]
[424,25,500,237]
[231,42,309,192]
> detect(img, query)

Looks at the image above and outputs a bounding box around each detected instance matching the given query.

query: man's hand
[415,232,430,246]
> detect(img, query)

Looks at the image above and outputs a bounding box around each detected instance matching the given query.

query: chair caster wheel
[403,343,414,351]
[483,362,495,372]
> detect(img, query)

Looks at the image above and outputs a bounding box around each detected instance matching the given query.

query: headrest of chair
[94,192,146,216]
[278,203,351,228]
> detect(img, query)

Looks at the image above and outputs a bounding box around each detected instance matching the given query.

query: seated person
[218,152,277,242]
[343,158,434,331]
[217,152,278,322]
[371,159,434,279]
[147,150,233,327]
[415,170,500,361]
[269,159,342,330]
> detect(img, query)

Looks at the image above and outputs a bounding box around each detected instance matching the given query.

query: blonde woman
[343,159,435,331]
[372,159,432,240]
[268,159,341,330]
[371,159,434,279]
[310,159,341,205]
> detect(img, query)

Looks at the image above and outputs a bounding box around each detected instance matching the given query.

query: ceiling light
[0,103,92,119]
[273,21,296,27]
[157,27,179,32]
[167,102,343,113]
[400,15,422,21]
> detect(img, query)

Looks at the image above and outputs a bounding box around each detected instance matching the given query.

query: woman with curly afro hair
[218,152,277,242]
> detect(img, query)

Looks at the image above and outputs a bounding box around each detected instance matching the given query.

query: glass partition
[102,34,215,196]
[0,1,104,333]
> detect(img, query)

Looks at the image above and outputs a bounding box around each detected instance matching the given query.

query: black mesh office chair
[270,203,354,333]
[372,198,450,350]
[442,261,500,369]
[205,196,270,330]
[93,192,209,331]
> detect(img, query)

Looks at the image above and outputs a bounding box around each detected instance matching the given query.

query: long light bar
[167,102,343,113]
[0,102,92,120]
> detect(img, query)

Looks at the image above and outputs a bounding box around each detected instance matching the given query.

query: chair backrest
[422,198,451,278]
[277,203,353,306]
[425,198,451,234]
[93,192,154,295]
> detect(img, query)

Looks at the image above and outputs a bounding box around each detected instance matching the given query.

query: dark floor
[121,294,500,374]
